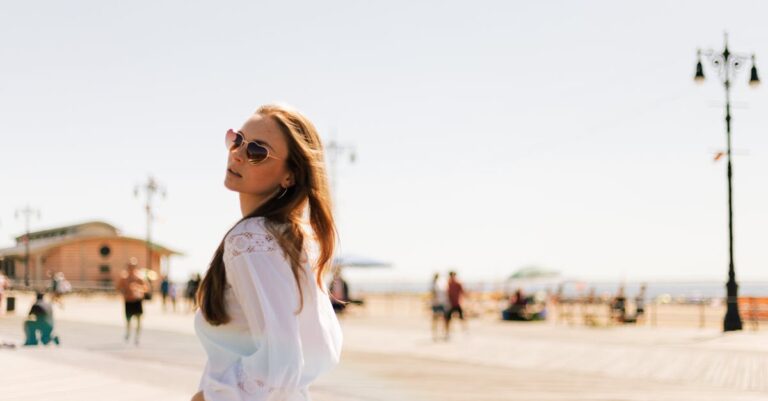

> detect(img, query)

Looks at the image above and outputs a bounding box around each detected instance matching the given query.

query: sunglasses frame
[226,129,282,165]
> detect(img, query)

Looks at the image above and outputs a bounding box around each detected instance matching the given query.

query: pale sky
[2,1,768,284]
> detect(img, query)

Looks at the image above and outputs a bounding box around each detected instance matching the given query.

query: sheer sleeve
[224,218,305,401]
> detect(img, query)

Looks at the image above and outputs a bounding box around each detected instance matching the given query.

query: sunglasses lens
[246,142,269,163]
[225,130,242,150]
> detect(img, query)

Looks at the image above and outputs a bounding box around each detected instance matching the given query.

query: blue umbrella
[333,254,392,268]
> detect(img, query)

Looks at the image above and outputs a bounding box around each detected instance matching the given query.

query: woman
[192,104,343,401]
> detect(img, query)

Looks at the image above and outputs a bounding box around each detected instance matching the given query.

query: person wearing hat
[116,257,149,345]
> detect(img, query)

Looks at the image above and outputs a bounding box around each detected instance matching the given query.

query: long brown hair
[198,104,336,326]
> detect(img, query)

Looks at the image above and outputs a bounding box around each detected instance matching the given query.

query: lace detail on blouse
[195,216,337,401]
[235,362,267,394]
[226,231,277,259]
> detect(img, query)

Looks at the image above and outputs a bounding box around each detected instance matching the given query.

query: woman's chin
[223,176,239,192]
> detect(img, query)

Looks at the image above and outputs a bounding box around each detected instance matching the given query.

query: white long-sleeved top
[195,217,343,401]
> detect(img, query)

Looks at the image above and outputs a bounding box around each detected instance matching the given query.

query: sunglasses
[225,129,281,165]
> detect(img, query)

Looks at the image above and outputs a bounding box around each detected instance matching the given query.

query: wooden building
[0,221,181,290]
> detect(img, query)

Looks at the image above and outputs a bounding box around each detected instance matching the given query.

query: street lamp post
[134,176,166,278]
[694,33,760,332]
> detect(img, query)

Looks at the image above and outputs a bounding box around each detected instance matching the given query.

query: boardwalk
[1,294,768,400]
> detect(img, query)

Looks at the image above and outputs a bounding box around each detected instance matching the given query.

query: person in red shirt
[445,271,466,339]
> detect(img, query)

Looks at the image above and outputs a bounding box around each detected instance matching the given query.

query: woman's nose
[230,146,245,163]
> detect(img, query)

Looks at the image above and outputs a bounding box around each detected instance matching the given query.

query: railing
[10,280,122,294]
[550,298,723,329]
[346,292,768,330]
[738,297,768,330]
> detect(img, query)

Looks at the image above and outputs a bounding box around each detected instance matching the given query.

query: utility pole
[15,205,40,288]
[325,139,356,207]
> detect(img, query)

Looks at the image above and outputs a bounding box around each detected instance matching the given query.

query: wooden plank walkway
[341,315,768,393]
[4,344,768,401]
[2,294,768,400]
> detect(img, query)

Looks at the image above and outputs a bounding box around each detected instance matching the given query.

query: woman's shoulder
[224,217,279,259]
[229,216,268,236]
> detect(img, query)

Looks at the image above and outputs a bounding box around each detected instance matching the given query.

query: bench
[738,297,768,330]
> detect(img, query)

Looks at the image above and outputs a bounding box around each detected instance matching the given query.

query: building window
[100,245,111,258]
[1,259,15,278]
[99,265,110,273]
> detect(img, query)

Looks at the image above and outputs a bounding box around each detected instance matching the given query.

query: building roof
[14,221,119,244]
[0,220,182,258]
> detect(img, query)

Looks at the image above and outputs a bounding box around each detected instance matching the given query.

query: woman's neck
[239,193,268,217]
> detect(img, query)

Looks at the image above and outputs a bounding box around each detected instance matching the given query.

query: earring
[277,186,289,199]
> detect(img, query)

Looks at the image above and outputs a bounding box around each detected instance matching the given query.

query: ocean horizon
[346,279,768,300]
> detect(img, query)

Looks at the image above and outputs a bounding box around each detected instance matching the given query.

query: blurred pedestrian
[429,273,447,341]
[186,273,201,312]
[502,288,529,321]
[582,287,598,326]
[329,269,349,314]
[143,269,155,302]
[116,257,149,345]
[23,292,59,346]
[50,272,71,308]
[160,275,170,311]
[635,283,647,324]
[191,105,342,401]
[169,281,178,312]
[612,285,627,323]
[445,270,466,339]
[47,269,56,300]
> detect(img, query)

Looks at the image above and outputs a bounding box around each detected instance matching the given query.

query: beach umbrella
[504,266,561,294]
[333,254,392,269]
[508,266,560,280]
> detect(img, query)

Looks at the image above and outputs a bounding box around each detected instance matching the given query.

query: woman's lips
[227,168,242,178]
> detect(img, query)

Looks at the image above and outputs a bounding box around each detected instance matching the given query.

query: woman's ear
[283,173,294,188]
